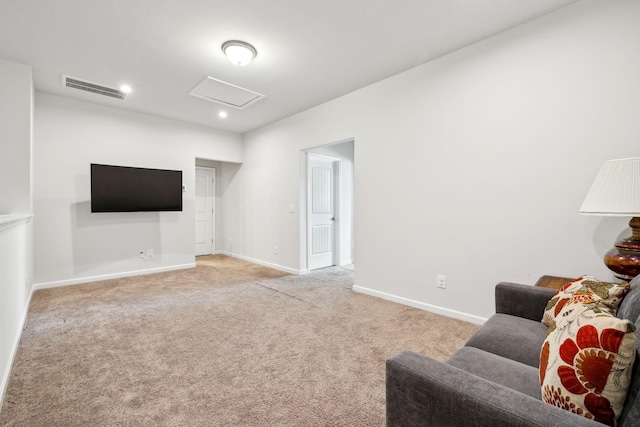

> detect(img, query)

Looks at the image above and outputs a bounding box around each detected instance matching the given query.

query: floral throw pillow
[540,303,637,426]
[542,276,630,327]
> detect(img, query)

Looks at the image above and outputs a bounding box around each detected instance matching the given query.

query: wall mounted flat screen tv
[91,163,183,212]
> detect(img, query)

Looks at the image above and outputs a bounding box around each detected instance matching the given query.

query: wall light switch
[289,204,295,213]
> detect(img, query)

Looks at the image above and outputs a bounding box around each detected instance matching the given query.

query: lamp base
[604,217,640,281]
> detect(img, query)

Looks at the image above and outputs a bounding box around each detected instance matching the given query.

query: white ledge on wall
[0,213,34,232]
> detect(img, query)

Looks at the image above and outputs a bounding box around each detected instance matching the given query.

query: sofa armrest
[386,350,601,427]
[495,282,556,322]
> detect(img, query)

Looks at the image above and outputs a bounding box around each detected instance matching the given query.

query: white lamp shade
[579,157,640,216]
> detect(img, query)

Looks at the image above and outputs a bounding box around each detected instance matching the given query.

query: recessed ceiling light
[120,84,132,94]
[221,40,257,66]
[218,111,228,118]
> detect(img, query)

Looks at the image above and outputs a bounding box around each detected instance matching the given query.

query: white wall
[0,59,33,409]
[219,161,244,258]
[0,59,32,214]
[33,93,243,287]
[0,218,32,410]
[232,0,640,322]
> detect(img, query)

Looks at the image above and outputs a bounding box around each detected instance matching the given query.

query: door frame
[306,153,340,271]
[195,166,216,256]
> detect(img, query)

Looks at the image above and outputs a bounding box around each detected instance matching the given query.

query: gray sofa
[386,275,640,426]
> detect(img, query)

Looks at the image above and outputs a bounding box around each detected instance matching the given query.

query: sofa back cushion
[618,277,640,426]
[618,275,640,323]
[619,314,640,426]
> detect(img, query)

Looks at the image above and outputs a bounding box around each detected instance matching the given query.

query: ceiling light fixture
[218,111,228,118]
[119,84,132,94]
[222,40,257,66]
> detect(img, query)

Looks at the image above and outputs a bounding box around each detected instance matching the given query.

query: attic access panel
[189,77,265,109]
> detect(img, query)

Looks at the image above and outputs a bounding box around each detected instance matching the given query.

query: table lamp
[579,157,640,280]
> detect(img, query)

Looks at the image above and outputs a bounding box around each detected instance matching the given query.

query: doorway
[305,139,354,272]
[195,166,215,256]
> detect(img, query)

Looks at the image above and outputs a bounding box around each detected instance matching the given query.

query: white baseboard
[352,285,487,325]
[33,263,196,290]
[0,286,34,413]
[220,252,305,275]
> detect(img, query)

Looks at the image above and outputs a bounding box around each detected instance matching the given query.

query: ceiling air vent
[189,77,265,109]
[62,75,127,100]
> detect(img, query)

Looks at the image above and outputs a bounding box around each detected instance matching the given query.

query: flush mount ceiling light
[222,40,257,66]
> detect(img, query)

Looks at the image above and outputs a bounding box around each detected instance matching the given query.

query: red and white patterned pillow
[540,302,637,425]
[542,276,630,327]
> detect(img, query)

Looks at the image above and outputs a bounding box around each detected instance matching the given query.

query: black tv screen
[91,164,183,212]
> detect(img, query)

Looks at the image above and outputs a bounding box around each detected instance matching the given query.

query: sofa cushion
[618,275,640,323]
[619,315,640,427]
[540,303,637,426]
[542,275,629,327]
[448,346,541,399]
[466,313,549,368]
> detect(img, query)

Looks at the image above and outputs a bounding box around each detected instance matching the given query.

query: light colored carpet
[0,255,479,426]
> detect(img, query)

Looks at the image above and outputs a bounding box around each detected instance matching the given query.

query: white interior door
[195,167,215,256]
[308,155,337,270]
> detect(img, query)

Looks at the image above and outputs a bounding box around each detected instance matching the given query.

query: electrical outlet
[274,246,279,255]
[147,249,153,258]
[437,275,446,289]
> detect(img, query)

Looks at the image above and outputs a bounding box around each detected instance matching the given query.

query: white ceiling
[0,0,580,134]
